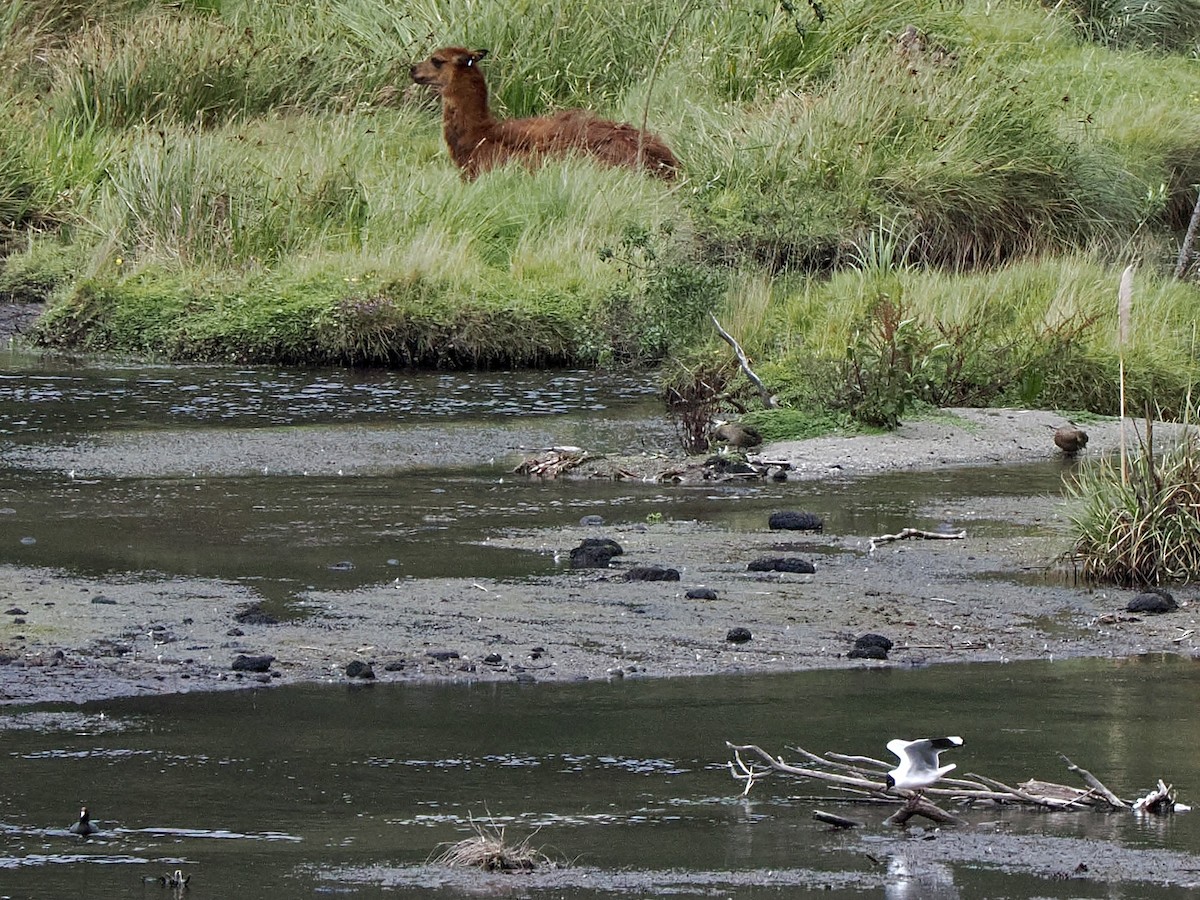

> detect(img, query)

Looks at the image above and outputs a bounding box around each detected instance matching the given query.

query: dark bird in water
[68,806,98,836]
[1053,424,1089,455]
[712,421,763,449]
[160,869,190,889]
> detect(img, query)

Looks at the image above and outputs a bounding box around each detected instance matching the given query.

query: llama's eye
[432,58,444,68]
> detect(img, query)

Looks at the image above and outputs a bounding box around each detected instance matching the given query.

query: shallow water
[0,353,1075,605]
[4,354,1184,897]
[1,656,1198,898]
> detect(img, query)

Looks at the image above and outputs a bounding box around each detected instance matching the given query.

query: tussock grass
[1066,423,1200,585]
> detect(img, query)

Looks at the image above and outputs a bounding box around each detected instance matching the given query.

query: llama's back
[492,111,678,179]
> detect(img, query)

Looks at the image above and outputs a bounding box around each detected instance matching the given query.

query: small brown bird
[1053,424,1089,455]
[712,421,763,450]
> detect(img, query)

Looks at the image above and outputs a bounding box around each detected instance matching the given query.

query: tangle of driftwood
[726,742,1185,827]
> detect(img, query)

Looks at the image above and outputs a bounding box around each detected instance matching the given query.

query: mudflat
[1,408,1195,706]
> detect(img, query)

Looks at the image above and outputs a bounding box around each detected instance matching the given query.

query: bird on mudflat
[68,806,99,836]
[1053,424,1089,455]
[885,736,963,791]
[711,421,763,450]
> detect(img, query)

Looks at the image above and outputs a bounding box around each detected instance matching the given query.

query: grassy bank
[2,0,1200,425]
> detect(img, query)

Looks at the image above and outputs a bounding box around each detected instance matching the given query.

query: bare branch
[1061,754,1128,808]
[710,315,778,409]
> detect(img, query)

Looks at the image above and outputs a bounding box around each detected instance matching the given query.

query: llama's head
[411,47,490,91]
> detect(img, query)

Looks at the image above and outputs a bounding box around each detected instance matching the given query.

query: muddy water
[1,657,1198,898]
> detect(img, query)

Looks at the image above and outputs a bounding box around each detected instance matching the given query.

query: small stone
[686,588,719,600]
[4,607,27,616]
[570,537,624,568]
[854,633,894,652]
[768,511,824,532]
[425,650,460,662]
[726,627,753,644]
[345,660,375,679]
[327,560,355,572]
[1126,590,1178,614]
[231,654,275,673]
[90,596,117,605]
[383,660,407,671]
[747,557,816,574]
[483,653,503,665]
[579,515,605,526]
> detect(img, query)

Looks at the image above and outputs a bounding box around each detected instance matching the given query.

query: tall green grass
[2,0,1199,421]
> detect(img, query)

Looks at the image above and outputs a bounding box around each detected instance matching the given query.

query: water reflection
[1,658,1198,898]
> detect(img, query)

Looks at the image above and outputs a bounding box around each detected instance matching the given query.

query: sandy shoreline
[1,407,1196,706]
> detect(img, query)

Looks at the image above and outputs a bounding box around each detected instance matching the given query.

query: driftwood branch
[813,810,864,829]
[710,314,778,409]
[1060,754,1128,809]
[870,527,966,552]
[727,741,1187,820]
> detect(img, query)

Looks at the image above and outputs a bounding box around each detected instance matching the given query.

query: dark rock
[327,560,355,571]
[4,607,27,616]
[747,557,816,574]
[726,626,753,643]
[226,627,244,637]
[579,514,605,527]
[383,660,407,671]
[1126,590,1178,614]
[425,649,460,662]
[234,603,279,625]
[686,588,719,600]
[769,511,824,532]
[704,455,758,476]
[483,653,503,665]
[90,596,117,605]
[625,566,681,582]
[848,644,889,660]
[570,537,624,569]
[345,660,375,679]
[854,633,894,652]
[231,654,275,673]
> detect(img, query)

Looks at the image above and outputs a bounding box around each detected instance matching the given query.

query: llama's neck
[441,69,496,164]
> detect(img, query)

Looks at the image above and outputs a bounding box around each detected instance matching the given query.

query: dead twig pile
[430,816,554,873]
[513,447,594,478]
[726,741,1189,826]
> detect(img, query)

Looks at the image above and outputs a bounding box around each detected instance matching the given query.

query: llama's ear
[469,49,489,65]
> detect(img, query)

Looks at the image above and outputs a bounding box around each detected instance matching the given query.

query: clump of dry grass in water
[430,816,555,873]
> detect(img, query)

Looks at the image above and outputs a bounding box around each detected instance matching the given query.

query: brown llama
[411,47,679,181]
